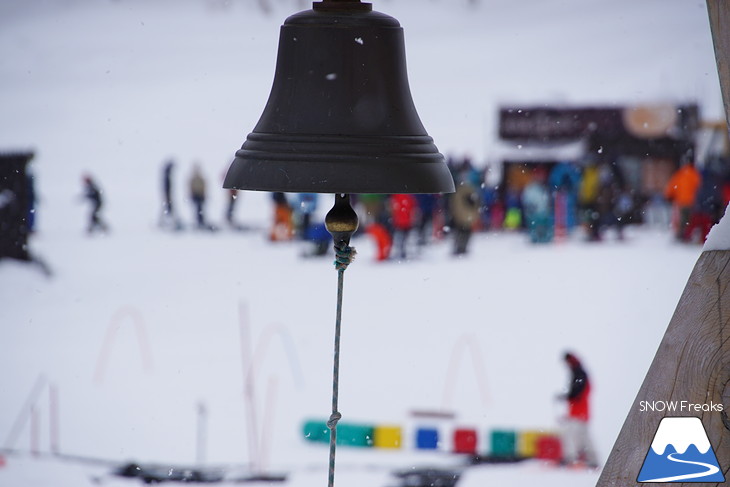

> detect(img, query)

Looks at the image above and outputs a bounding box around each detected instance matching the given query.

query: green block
[490,429,516,457]
[337,423,374,448]
[301,420,374,448]
[302,420,329,444]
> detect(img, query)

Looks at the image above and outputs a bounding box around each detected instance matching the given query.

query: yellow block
[517,430,542,458]
[373,425,402,449]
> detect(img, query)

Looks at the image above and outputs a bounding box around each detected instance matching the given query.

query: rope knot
[333,244,356,271]
[327,411,342,429]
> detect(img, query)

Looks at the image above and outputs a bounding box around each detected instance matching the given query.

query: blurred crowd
[274,153,726,259]
[76,151,729,260]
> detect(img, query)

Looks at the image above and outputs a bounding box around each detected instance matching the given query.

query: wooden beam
[596,251,730,485]
[707,0,730,127]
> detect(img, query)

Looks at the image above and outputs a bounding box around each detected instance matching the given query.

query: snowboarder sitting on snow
[557,351,599,469]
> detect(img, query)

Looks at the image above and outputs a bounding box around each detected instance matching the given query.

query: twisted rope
[333,244,356,271]
[327,242,356,487]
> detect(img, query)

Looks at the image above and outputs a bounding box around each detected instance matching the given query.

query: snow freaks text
[639,401,724,412]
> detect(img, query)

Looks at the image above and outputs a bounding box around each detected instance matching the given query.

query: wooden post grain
[707,0,730,126]
[596,252,730,485]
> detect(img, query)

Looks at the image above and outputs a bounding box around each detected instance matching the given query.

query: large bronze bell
[223,0,455,195]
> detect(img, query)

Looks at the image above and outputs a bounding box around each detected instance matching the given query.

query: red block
[535,435,562,461]
[453,428,478,454]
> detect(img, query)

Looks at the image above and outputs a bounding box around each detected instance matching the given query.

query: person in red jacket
[389,194,418,260]
[559,352,598,468]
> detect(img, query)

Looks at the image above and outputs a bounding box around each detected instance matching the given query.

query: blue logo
[638,417,725,482]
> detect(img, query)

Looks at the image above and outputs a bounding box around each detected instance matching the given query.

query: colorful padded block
[302,420,329,444]
[337,423,374,447]
[415,427,439,450]
[490,429,516,457]
[453,428,478,454]
[374,425,402,449]
[302,420,374,447]
[535,435,562,461]
[517,430,541,458]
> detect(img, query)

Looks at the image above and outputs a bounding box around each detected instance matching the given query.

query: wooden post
[707,0,730,127]
[596,251,730,485]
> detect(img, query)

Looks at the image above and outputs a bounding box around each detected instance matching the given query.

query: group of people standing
[355,186,480,260]
[79,154,727,256]
[491,158,639,245]
[451,154,728,247]
[260,161,483,260]
[220,153,727,258]
[664,158,726,243]
[80,159,244,235]
[158,159,240,232]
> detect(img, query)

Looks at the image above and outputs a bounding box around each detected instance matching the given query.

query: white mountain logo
[638,417,725,482]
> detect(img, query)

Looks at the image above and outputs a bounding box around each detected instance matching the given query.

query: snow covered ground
[0,223,704,487]
[0,0,723,486]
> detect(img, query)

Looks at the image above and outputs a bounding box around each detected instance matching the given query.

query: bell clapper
[325,193,359,250]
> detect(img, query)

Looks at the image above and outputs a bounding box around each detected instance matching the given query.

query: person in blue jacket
[549,162,581,234]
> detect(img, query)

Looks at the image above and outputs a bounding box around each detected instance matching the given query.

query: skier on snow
[558,351,599,469]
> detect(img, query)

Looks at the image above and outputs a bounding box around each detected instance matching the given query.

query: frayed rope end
[334,245,357,271]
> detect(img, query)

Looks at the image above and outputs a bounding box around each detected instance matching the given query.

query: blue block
[416,428,439,450]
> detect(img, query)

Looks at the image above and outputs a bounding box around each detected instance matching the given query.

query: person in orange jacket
[365,223,392,262]
[664,159,702,241]
[270,192,293,241]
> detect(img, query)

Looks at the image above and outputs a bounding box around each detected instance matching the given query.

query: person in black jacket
[82,174,109,234]
[159,159,183,230]
[558,352,598,468]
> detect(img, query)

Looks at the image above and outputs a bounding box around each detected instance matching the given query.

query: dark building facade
[0,151,36,261]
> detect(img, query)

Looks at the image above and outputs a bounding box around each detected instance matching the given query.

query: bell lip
[223,131,455,194]
[223,172,456,195]
[223,149,455,195]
